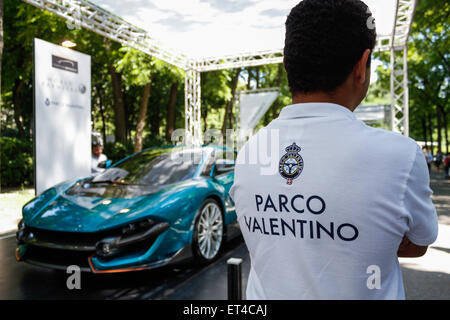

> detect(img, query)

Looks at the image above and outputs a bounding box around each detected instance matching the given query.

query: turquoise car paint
[22,177,83,222]
[213,171,236,225]
[16,145,238,272]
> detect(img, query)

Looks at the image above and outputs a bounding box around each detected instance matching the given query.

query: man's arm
[400,145,438,256]
[397,236,428,258]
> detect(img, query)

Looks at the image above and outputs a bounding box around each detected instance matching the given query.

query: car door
[212,150,236,224]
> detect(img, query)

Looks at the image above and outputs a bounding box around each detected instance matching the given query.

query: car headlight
[121,219,155,235]
[16,219,27,244]
[18,219,25,231]
[95,218,162,258]
[95,238,119,257]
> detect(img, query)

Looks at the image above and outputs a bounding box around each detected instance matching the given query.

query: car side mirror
[215,159,235,174]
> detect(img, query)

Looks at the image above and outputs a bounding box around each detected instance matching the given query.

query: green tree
[2,2,67,138]
[409,0,449,153]
[370,0,449,153]
[201,70,232,133]
[0,0,3,104]
[116,47,184,150]
[116,47,153,152]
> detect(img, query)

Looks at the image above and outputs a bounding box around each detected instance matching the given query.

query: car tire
[192,198,224,264]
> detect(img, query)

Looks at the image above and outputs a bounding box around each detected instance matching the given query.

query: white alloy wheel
[195,200,224,261]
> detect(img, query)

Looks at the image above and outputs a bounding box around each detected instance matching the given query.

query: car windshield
[92,147,204,187]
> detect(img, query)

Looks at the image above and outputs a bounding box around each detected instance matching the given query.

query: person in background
[91,140,108,175]
[423,146,432,172]
[428,150,434,168]
[444,154,450,179]
[435,151,443,173]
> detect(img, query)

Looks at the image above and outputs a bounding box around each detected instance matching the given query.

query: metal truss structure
[389,0,418,136]
[390,46,409,136]
[196,50,284,72]
[23,0,189,69]
[23,0,418,144]
[184,68,202,146]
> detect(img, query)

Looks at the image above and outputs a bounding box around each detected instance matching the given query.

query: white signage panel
[239,90,279,138]
[355,105,389,121]
[34,38,91,195]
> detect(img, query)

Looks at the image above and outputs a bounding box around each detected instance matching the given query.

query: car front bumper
[14,221,190,273]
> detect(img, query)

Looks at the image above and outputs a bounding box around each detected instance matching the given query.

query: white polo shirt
[230,103,438,300]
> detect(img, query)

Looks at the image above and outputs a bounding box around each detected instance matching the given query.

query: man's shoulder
[358,124,418,154]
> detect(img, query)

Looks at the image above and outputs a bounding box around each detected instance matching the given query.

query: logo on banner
[79,84,86,94]
[52,55,78,73]
[279,142,304,185]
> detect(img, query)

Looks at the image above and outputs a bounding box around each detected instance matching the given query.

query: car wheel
[193,199,224,263]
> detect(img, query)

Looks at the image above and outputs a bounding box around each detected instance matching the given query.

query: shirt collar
[278,103,356,121]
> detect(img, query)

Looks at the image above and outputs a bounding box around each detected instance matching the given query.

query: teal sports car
[15,145,238,273]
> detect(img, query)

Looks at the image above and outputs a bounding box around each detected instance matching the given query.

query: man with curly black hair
[230,0,438,300]
[283,0,376,107]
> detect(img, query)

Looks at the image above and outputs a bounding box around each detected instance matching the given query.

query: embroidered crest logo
[279,142,304,185]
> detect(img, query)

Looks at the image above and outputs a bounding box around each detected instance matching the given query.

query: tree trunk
[202,106,208,133]
[428,113,434,154]
[247,67,252,89]
[123,91,130,143]
[151,98,160,138]
[134,82,151,153]
[421,117,428,150]
[96,85,107,145]
[166,81,178,142]
[0,0,3,104]
[436,104,449,154]
[443,110,449,154]
[222,68,241,135]
[11,51,32,139]
[436,103,449,153]
[13,78,26,138]
[255,67,260,89]
[108,66,127,144]
[436,106,442,153]
[272,63,283,119]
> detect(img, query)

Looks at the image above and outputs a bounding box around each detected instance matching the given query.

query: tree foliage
[370,0,449,153]
[1,0,449,188]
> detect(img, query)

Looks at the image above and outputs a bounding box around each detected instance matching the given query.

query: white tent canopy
[23,0,418,143]
[92,0,397,59]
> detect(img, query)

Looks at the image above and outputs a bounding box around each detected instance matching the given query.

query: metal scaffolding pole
[390,46,409,136]
[196,50,284,72]
[184,67,202,146]
[22,0,189,70]
[389,0,417,136]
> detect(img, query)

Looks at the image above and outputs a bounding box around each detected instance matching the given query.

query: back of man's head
[284,0,377,94]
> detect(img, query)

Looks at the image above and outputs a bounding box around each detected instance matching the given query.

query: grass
[0,188,35,235]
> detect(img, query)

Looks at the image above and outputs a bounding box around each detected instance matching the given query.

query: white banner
[34,38,91,195]
[354,105,389,122]
[238,90,279,138]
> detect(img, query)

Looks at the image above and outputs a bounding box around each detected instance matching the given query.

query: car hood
[23,181,193,233]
